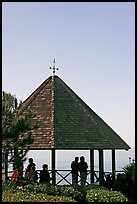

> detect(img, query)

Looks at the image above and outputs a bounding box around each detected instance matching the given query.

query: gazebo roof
[17,75,130,150]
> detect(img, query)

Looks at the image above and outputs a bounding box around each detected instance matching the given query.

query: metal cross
[50,59,59,76]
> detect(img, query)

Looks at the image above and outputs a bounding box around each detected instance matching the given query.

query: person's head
[42,164,48,170]
[75,157,79,162]
[80,156,85,161]
[29,158,33,164]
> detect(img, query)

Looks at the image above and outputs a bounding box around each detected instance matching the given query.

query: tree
[2,91,39,180]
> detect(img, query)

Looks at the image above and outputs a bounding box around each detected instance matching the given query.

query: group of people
[10,158,51,184]
[71,156,88,185]
[10,156,88,185]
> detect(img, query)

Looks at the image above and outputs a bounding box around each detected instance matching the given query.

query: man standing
[79,156,88,185]
[71,157,79,185]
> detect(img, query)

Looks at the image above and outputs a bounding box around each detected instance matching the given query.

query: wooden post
[99,149,104,186]
[51,149,56,185]
[90,149,94,184]
[112,149,115,180]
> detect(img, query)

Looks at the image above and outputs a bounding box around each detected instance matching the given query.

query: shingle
[16,75,130,150]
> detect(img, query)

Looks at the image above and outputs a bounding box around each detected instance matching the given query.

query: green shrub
[86,188,128,202]
[2,191,77,202]
[22,183,62,195]
[2,180,18,192]
[2,181,129,202]
[113,162,135,200]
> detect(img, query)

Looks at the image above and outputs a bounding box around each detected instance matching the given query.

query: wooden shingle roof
[17,75,130,150]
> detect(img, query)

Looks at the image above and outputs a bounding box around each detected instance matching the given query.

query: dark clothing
[71,160,79,185]
[79,161,88,185]
[27,170,38,182]
[27,163,36,171]
[39,169,51,184]
[71,161,79,175]
[79,161,88,173]
[17,163,24,180]
[25,163,35,177]
[105,175,113,189]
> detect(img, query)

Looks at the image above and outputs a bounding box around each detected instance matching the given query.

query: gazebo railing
[55,170,72,185]
[6,169,124,185]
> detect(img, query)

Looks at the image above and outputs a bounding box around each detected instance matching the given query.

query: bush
[2,181,129,202]
[2,180,18,192]
[86,188,128,202]
[2,191,77,202]
[112,162,135,200]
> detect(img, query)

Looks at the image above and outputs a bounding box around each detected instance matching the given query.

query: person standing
[71,157,79,185]
[25,158,36,178]
[79,156,88,185]
[39,164,51,184]
[26,165,38,183]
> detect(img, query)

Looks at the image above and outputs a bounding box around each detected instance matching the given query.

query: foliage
[2,191,77,202]
[86,188,128,202]
[112,162,135,200]
[2,91,39,172]
[2,91,17,118]
[2,181,129,202]
[2,182,76,202]
[2,180,18,192]
[123,162,135,182]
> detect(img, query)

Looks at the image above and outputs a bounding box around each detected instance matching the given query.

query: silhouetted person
[25,158,36,178]
[105,174,113,189]
[71,157,79,185]
[79,156,88,185]
[26,165,38,183]
[39,164,51,184]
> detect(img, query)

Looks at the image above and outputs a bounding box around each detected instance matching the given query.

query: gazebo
[15,74,130,185]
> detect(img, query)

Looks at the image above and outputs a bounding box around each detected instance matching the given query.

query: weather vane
[50,59,59,76]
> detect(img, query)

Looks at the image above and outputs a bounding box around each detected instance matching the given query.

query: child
[39,164,51,184]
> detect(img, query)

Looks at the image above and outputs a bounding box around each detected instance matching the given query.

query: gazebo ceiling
[17,75,130,150]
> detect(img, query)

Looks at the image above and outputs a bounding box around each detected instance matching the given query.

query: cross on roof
[50,59,59,76]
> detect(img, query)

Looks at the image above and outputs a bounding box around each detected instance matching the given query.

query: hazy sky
[2,2,135,149]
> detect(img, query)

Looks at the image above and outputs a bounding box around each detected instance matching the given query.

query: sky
[2,2,135,152]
